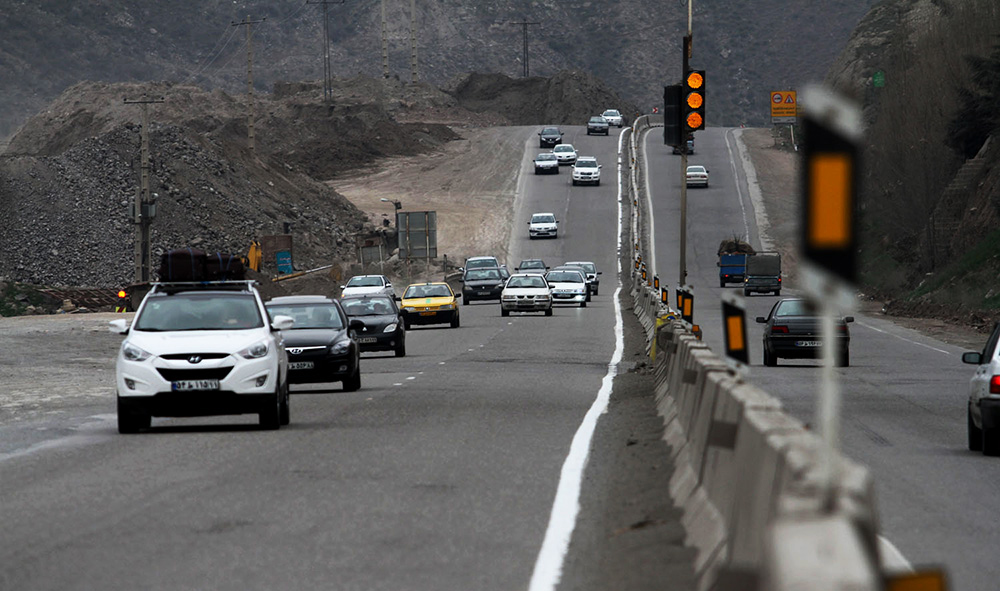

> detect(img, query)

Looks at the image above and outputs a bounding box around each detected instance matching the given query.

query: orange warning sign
[770,91,797,123]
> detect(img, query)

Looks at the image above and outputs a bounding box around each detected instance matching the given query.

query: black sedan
[265,295,363,391]
[461,268,505,305]
[538,126,563,148]
[341,295,406,357]
[756,298,853,367]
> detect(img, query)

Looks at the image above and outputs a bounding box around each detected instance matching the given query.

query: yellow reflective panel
[726,315,745,351]
[686,72,703,89]
[683,298,692,317]
[885,570,947,591]
[808,153,852,248]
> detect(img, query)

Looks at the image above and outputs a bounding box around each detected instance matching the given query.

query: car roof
[575,156,597,162]
[509,273,546,278]
[266,295,335,305]
[687,165,706,171]
[340,294,393,300]
[564,261,595,266]
[531,212,556,217]
[603,109,620,114]
[405,281,450,287]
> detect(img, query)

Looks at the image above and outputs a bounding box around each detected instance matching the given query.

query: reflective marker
[726,315,745,351]
[809,153,852,248]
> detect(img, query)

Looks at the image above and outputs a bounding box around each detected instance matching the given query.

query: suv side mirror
[109,319,129,334]
[271,315,294,331]
[963,352,983,365]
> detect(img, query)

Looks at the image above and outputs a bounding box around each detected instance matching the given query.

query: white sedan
[533,152,559,174]
[602,109,624,127]
[500,273,552,317]
[552,144,578,165]
[685,165,709,188]
[545,269,588,307]
[341,274,395,298]
[528,212,558,239]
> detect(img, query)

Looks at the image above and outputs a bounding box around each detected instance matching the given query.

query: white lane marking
[393,383,403,386]
[725,130,751,241]
[878,535,913,573]
[438,362,446,365]
[528,128,627,591]
[856,320,952,355]
[406,376,416,380]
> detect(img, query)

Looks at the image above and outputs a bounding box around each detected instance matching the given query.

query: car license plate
[796,341,821,347]
[419,311,436,316]
[172,379,220,391]
[477,291,490,296]
[288,361,315,370]
[357,337,377,343]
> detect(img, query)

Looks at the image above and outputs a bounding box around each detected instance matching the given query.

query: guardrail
[622,118,886,590]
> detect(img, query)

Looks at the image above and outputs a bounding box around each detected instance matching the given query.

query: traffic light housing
[682,70,706,132]
[663,84,682,147]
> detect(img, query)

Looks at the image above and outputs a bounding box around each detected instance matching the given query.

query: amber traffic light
[683,70,706,132]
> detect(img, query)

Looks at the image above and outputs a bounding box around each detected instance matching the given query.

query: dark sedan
[538,126,563,148]
[756,298,853,367]
[341,295,406,357]
[265,295,363,391]
[461,268,505,305]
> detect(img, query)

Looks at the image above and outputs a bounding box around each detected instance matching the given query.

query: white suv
[109,281,294,433]
[572,157,602,186]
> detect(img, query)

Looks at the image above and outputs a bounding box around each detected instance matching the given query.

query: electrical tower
[509,18,540,77]
[409,0,418,83]
[308,0,345,102]
[380,0,389,78]
[123,95,165,283]
[231,15,266,155]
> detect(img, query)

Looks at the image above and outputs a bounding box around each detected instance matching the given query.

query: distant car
[673,138,695,155]
[571,157,602,186]
[528,212,558,239]
[545,268,588,307]
[685,165,709,188]
[962,323,1000,455]
[552,144,578,165]
[340,294,406,357]
[501,273,553,317]
[461,267,505,305]
[400,282,460,329]
[539,126,563,148]
[265,295,363,391]
[755,298,852,367]
[516,258,548,273]
[109,281,293,433]
[602,109,624,127]
[462,255,501,272]
[340,274,395,298]
[534,152,560,175]
[587,116,610,136]
[564,261,601,295]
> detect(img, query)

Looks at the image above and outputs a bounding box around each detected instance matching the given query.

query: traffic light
[682,70,706,132]
[663,84,682,147]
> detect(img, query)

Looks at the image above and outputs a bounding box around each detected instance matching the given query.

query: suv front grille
[161,353,230,361]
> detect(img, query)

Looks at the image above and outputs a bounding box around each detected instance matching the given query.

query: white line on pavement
[856,320,952,355]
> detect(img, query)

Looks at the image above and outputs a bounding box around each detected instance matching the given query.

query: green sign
[873,71,885,88]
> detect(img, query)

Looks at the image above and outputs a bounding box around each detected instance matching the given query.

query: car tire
[763,347,777,367]
[279,381,290,426]
[343,365,361,392]
[395,337,406,358]
[720,278,726,288]
[593,287,599,296]
[117,397,150,434]
[501,308,510,317]
[969,403,983,452]
[535,169,541,175]
[837,349,850,367]
[586,291,592,302]
[596,179,601,186]
[403,318,411,330]
[580,300,587,308]
[462,296,469,306]
[572,179,578,186]
[744,289,751,297]
[545,308,553,316]
[983,424,1000,456]
[259,387,281,430]
[450,313,460,328]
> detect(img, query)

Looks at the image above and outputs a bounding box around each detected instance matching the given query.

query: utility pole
[678,0,692,288]
[509,18,540,77]
[232,15,265,155]
[409,0,418,83]
[380,0,389,78]
[123,95,165,283]
[308,0,345,102]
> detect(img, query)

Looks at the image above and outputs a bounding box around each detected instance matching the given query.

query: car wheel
[572,179,578,186]
[580,300,587,308]
[463,296,469,306]
[837,349,850,367]
[586,291,592,302]
[117,398,150,434]
[534,169,541,175]
[595,179,601,186]
[279,381,290,426]
[983,423,1000,456]
[395,337,406,358]
[969,403,983,451]
[501,308,510,317]
[545,308,553,316]
[403,318,411,330]
[450,312,460,328]
[763,347,777,367]
[343,365,361,392]
[720,278,726,288]
[259,386,281,430]
[593,287,599,296]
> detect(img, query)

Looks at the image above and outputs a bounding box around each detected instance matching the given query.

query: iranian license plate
[419,311,436,316]
[796,341,821,347]
[477,291,490,296]
[357,337,377,343]
[172,379,220,391]
[289,361,315,370]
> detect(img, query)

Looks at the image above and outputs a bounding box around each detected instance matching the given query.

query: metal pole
[381,0,389,78]
[323,2,331,100]
[124,95,164,283]
[232,16,266,155]
[818,301,840,509]
[410,0,417,83]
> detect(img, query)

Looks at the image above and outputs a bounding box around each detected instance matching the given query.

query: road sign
[770,90,797,124]
[873,71,885,88]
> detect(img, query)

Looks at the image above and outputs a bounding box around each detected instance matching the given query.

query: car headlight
[536,294,551,300]
[383,323,397,333]
[439,304,455,310]
[331,339,352,355]
[239,340,270,359]
[121,341,151,362]
[403,306,416,312]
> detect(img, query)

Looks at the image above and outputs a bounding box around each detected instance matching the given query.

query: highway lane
[0,127,628,591]
[642,126,1000,591]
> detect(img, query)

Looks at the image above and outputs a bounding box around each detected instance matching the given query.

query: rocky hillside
[0,0,873,138]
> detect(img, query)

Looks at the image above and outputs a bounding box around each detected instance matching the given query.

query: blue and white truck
[717,238,754,288]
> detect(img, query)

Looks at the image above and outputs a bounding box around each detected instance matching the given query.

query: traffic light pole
[679,29,692,288]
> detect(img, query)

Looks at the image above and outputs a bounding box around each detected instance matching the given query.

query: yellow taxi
[400,282,460,329]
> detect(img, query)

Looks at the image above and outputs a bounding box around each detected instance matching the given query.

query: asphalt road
[643,127,998,591]
[0,126,694,591]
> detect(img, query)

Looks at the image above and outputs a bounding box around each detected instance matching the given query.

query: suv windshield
[135,293,264,331]
[266,303,345,329]
[536,153,556,161]
[542,128,560,135]
[575,160,598,168]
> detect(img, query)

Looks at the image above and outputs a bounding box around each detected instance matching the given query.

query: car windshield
[589,117,606,123]
[465,258,498,270]
[547,271,583,283]
[405,285,452,298]
[568,263,596,273]
[542,128,560,135]
[519,260,545,269]
[774,300,815,317]
[266,303,345,329]
[576,160,598,168]
[507,275,547,289]
[536,153,556,161]
[135,293,264,331]
[604,110,620,117]
[687,166,707,174]
[531,214,555,223]
[341,297,395,316]
[554,145,574,153]
[466,269,501,281]
[347,276,384,287]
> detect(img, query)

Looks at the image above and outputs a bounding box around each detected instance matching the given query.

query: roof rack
[149,280,258,295]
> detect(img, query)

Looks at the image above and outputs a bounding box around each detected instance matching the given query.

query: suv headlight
[331,339,352,355]
[238,340,270,359]
[121,342,152,362]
